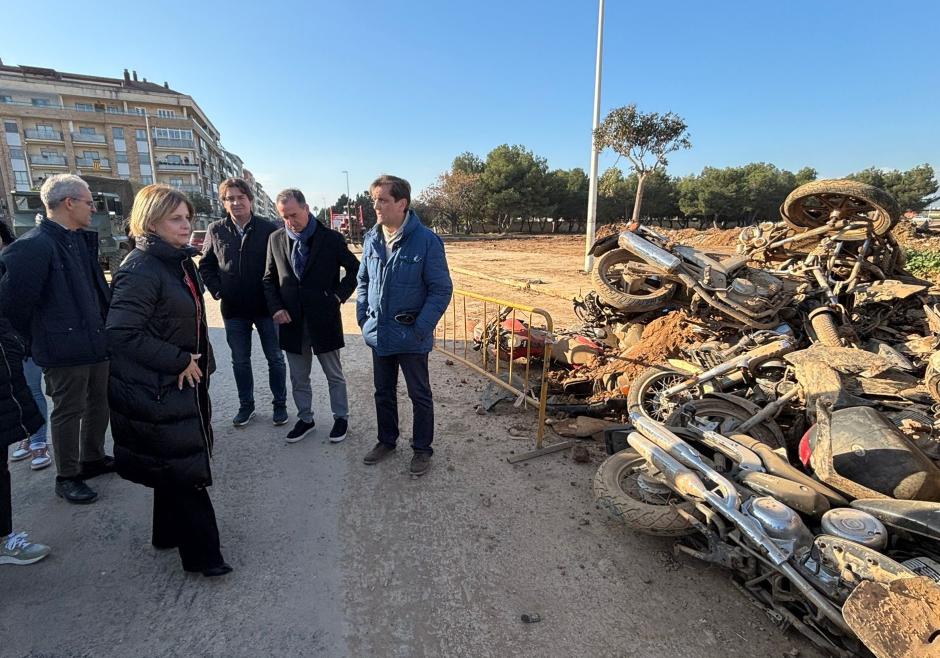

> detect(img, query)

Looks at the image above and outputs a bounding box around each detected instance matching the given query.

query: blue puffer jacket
[356,211,453,356]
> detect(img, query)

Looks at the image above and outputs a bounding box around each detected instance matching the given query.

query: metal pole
[342,170,351,225]
[583,0,605,273]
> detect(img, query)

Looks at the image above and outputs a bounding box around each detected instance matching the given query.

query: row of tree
[316,102,937,234]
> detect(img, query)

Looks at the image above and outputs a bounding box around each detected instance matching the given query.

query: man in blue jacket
[356,175,452,477]
[0,174,112,504]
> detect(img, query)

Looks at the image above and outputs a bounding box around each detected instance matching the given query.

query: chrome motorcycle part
[617,231,681,273]
[740,472,830,517]
[820,509,888,550]
[744,497,814,551]
[902,556,940,583]
[699,431,763,472]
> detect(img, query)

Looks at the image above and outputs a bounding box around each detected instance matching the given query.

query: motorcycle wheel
[781,179,900,240]
[626,366,695,422]
[593,449,695,536]
[665,396,786,449]
[590,248,676,311]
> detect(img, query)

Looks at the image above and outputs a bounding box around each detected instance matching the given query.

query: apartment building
[242,167,277,220]
[0,61,264,222]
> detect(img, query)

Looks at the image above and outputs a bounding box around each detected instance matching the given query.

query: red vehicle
[189,230,207,250]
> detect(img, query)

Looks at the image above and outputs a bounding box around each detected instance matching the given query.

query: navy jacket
[356,211,452,356]
[198,214,277,319]
[0,219,110,368]
[263,219,360,355]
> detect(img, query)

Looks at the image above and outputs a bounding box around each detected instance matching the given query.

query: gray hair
[40,174,90,211]
[275,188,306,206]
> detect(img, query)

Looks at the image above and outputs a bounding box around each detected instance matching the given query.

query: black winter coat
[106,235,214,490]
[262,221,359,355]
[198,215,277,319]
[0,317,43,448]
[0,219,110,368]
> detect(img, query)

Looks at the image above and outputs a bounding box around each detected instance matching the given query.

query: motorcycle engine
[820,509,887,550]
[744,496,814,554]
[727,270,785,313]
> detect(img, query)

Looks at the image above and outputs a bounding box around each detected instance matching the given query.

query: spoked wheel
[627,366,696,421]
[781,179,900,240]
[593,449,696,536]
[665,396,786,449]
[590,248,676,311]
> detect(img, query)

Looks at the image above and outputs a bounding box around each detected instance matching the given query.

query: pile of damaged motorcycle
[582,180,940,657]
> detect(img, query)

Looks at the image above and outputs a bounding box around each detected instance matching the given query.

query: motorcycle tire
[590,248,676,311]
[665,395,786,450]
[593,449,695,536]
[626,366,694,422]
[781,179,900,240]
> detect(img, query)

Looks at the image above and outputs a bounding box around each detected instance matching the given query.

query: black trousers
[1,455,11,537]
[372,351,434,454]
[152,486,224,572]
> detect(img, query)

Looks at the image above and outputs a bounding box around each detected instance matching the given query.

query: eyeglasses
[69,197,96,208]
[222,195,249,204]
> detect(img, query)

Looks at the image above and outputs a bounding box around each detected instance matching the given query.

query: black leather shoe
[80,456,115,479]
[55,478,98,504]
[202,563,233,578]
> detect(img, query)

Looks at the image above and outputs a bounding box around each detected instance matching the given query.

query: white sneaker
[10,440,30,461]
[0,531,51,565]
[30,447,52,471]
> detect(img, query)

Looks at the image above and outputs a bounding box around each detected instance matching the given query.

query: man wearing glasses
[199,178,287,427]
[0,174,113,504]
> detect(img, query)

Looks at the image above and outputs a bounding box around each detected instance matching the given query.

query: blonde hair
[128,185,194,238]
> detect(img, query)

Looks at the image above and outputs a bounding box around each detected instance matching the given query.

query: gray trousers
[285,328,348,423]
[44,361,110,479]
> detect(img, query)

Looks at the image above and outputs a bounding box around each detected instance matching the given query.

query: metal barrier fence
[434,289,553,448]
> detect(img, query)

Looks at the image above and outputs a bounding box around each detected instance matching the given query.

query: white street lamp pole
[583,0,605,273]
[342,170,351,226]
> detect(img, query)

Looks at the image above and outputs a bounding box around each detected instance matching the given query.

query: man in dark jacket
[0,315,52,565]
[0,174,112,504]
[356,175,452,477]
[263,188,359,444]
[199,178,287,427]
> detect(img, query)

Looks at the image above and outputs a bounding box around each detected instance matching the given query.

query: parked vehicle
[189,229,207,250]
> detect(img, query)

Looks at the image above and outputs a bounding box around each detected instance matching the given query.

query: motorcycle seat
[851,498,940,544]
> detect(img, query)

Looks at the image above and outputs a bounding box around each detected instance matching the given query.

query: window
[157,109,176,118]
[140,175,153,184]
[153,128,192,140]
[169,178,184,187]
[106,105,121,114]
[31,98,51,107]
[4,121,17,133]
[135,129,147,140]
[79,126,96,135]
[14,171,29,187]
[41,149,60,157]
[132,107,146,115]
[0,95,12,103]
[112,127,124,139]
[165,155,182,164]
[9,147,24,159]
[83,151,99,160]
[75,103,93,112]
[116,153,129,163]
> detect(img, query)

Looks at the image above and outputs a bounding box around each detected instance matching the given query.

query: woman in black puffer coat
[106,185,230,577]
[0,315,51,563]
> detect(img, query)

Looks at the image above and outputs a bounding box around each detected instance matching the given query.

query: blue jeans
[223,316,287,409]
[372,351,434,454]
[23,358,47,449]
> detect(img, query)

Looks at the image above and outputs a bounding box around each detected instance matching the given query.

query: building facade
[0,62,263,222]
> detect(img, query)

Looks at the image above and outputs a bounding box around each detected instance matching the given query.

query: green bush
[905,249,940,277]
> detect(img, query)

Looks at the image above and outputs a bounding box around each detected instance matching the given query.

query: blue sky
[4,0,938,208]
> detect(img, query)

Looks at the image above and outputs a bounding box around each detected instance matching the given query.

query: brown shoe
[363,443,395,465]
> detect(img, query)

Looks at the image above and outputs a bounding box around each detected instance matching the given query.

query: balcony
[24,129,63,142]
[170,184,202,194]
[76,157,111,169]
[154,138,195,149]
[29,154,66,167]
[157,161,199,172]
[71,132,107,144]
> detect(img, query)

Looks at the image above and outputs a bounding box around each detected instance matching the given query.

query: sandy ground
[1,243,823,657]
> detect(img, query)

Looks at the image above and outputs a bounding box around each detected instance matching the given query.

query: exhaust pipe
[618,231,681,273]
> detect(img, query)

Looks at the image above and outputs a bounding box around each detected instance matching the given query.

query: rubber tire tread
[810,311,843,347]
[590,248,676,311]
[781,179,900,238]
[593,449,695,537]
